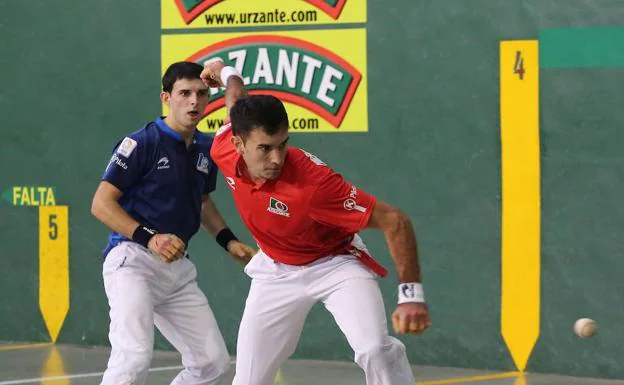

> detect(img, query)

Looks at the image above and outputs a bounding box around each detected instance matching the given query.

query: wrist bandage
[220,66,243,86]
[133,225,157,248]
[398,282,425,304]
[216,228,238,251]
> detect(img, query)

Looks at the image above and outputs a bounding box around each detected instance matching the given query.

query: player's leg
[154,259,230,385]
[320,267,415,384]
[232,253,314,385]
[100,243,155,385]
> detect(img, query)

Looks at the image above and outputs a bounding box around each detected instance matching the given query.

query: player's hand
[391,302,431,335]
[227,240,256,266]
[201,58,226,88]
[148,234,186,263]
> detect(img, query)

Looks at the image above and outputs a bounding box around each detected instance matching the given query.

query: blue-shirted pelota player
[91,61,256,385]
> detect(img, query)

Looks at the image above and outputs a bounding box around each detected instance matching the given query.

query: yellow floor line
[417,371,520,385]
[0,342,53,351]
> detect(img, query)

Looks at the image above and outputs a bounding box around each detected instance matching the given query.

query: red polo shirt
[211,122,383,270]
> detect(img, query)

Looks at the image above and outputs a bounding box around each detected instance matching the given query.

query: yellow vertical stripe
[41,346,69,384]
[500,40,540,371]
[514,374,528,385]
[39,206,69,342]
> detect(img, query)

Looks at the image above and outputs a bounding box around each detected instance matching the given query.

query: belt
[345,245,388,277]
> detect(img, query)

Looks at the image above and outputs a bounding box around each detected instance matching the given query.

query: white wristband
[398,282,425,304]
[220,66,243,87]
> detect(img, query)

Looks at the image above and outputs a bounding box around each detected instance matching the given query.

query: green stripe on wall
[540,27,624,68]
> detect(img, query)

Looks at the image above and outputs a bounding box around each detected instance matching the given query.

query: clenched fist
[227,240,256,266]
[200,58,226,88]
[391,302,431,335]
[148,233,186,263]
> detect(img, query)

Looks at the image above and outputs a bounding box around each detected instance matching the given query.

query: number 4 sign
[514,50,525,80]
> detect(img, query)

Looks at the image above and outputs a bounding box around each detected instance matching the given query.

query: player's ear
[160,91,170,105]
[231,135,244,154]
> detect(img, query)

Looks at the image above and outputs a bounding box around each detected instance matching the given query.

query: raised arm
[200,59,248,117]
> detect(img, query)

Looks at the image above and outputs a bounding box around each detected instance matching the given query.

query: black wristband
[216,228,238,251]
[132,225,158,248]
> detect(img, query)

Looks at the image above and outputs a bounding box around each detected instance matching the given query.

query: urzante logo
[187,35,361,128]
[174,0,347,25]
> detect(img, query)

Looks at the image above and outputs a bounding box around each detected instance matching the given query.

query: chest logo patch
[196,153,210,174]
[157,157,170,170]
[267,197,290,217]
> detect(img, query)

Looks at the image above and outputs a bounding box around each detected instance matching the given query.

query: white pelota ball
[574,318,597,338]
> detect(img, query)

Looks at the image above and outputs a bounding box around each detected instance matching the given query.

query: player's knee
[187,362,230,384]
[127,352,153,374]
[185,346,230,383]
[355,337,407,369]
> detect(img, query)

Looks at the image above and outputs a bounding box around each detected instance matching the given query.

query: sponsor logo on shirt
[267,197,290,217]
[196,153,211,174]
[226,177,236,190]
[344,186,366,212]
[302,149,326,166]
[343,198,366,212]
[117,137,137,158]
[108,154,128,170]
[157,157,170,170]
[216,122,231,136]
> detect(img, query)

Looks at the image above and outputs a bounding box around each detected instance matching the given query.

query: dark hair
[230,95,289,138]
[162,61,204,93]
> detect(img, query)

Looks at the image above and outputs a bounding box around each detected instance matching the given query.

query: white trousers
[100,242,230,385]
[233,235,415,385]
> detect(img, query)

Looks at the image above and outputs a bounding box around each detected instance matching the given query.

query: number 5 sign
[39,206,69,342]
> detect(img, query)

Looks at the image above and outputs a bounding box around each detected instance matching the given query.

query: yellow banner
[161,29,368,132]
[162,0,366,29]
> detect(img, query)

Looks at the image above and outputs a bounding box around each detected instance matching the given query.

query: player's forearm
[200,197,228,236]
[225,76,247,116]
[383,212,421,283]
[91,198,139,239]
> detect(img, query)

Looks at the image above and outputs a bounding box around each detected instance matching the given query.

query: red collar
[236,156,272,190]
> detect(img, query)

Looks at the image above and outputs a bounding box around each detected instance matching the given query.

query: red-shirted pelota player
[201,58,431,385]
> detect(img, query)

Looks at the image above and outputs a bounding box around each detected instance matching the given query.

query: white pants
[100,242,230,385]
[233,235,415,385]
